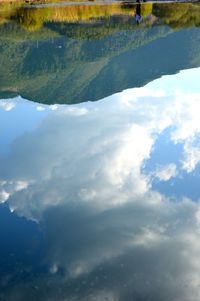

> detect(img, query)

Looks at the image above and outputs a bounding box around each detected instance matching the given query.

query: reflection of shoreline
[0,0,199,3]
[1,2,200,30]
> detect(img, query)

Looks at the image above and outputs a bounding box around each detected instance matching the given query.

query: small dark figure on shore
[135,0,142,24]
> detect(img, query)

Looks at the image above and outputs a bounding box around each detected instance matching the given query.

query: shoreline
[0,0,199,3]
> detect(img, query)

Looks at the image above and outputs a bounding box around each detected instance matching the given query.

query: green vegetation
[0,3,200,104]
[153,3,200,28]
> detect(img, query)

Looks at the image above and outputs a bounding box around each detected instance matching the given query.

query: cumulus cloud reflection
[1,68,200,300]
[0,100,15,111]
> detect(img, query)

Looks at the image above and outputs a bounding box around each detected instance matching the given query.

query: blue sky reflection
[1,68,200,300]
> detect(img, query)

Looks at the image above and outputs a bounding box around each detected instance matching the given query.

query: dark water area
[1,2,200,301]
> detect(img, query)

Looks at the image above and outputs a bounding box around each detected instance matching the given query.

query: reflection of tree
[12,8,50,32]
[153,3,200,28]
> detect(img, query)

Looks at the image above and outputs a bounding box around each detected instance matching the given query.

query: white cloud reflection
[1,68,200,300]
[154,163,177,181]
[0,100,15,111]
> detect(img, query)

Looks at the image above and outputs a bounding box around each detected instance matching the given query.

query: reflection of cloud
[1,69,200,300]
[0,100,15,111]
[36,105,45,111]
[1,87,200,215]
[0,84,200,216]
[182,140,200,172]
[0,188,9,203]
[0,180,28,203]
[169,92,200,142]
[154,163,177,181]
[50,104,59,111]
[4,196,200,301]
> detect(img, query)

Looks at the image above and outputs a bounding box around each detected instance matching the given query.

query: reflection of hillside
[0,3,200,104]
[0,20,172,104]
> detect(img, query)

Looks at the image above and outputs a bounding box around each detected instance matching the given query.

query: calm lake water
[1,1,200,300]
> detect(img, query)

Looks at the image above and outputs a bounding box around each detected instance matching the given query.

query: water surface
[0,2,200,301]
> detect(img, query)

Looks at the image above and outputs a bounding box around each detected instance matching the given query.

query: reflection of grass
[50,4,136,22]
[13,7,50,31]
[12,4,136,31]
[153,3,200,28]
[141,3,153,17]
[0,1,23,24]
[1,3,149,31]
[1,2,200,33]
